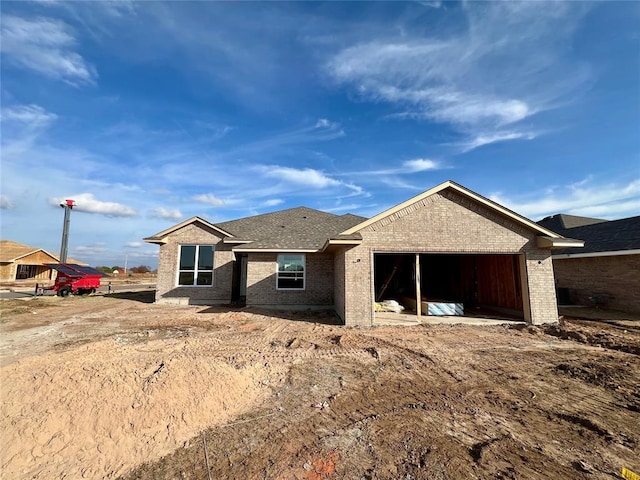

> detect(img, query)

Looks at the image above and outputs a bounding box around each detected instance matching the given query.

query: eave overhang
[536,236,585,249]
[222,238,253,244]
[553,249,640,259]
[231,248,319,253]
[320,238,363,252]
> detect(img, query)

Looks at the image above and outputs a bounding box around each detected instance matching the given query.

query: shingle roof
[537,214,607,232]
[537,215,640,255]
[215,207,367,251]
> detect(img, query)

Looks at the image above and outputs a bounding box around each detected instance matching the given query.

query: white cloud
[263,199,284,207]
[193,193,225,207]
[259,165,342,189]
[315,118,341,131]
[150,207,182,221]
[1,105,58,128]
[48,193,136,217]
[455,131,538,153]
[402,158,440,172]
[336,158,442,177]
[0,195,14,209]
[125,241,143,248]
[327,3,591,152]
[73,244,108,256]
[1,15,97,85]
[490,178,640,220]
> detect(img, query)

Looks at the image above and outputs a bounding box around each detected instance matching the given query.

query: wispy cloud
[258,165,341,188]
[1,104,58,128]
[125,241,143,248]
[327,2,591,152]
[73,243,108,256]
[193,193,226,207]
[453,131,538,153]
[254,165,367,200]
[48,193,136,217]
[263,199,284,207]
[336,157,442,176]
[490,178,640,220]
[1,15,97,86]
[149,207,182,221]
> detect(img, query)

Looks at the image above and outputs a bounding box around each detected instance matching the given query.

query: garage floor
[374,311,526,326]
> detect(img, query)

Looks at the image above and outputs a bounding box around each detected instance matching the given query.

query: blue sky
[1,1,639,268]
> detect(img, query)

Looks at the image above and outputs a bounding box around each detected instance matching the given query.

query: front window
[178,245,214,286]
[277,254,305,290]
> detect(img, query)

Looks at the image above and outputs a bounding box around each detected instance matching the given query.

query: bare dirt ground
[1,293,639,479]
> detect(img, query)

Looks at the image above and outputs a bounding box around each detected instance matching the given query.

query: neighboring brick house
[145,181,582,326]
[537,214,640,313]
[0,240,86,282]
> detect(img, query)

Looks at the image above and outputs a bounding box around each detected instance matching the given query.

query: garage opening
[374,253,526,323]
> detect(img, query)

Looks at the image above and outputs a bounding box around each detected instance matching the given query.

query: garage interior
[374,253,526,323]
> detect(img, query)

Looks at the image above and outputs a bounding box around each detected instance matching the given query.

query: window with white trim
[178,245,214,286]
[277,254,305,290]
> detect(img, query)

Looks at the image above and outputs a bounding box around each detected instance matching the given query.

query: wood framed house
[0,240,86,282]
[145,181,583,326]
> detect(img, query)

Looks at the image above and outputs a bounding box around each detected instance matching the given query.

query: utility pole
[59,199,76,263]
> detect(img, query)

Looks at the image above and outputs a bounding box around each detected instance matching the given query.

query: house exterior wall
[553,254,640,313]
[341,190,558,326]
[0,263,15,282]
[155,224,234,305]
[245,252,334,308]
[333,249,347,322]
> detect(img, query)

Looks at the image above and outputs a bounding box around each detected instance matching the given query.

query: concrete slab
[374,311,525,326]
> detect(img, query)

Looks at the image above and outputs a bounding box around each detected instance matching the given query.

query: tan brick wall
[155,224,234,305]
[524,251,558,324]
[333,249,346,322]
[553,254,640,313]
[341,191,559,326]
[245,252,334,307]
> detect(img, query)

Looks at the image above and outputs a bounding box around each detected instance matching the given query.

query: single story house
[537,214,640,313]
[144,181,583,326]
[0,240,86,282]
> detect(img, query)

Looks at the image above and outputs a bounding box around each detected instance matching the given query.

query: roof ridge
[215,206,340,226]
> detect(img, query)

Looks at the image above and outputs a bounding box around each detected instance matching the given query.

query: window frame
[176,244,215,287]
[276,253,306,290]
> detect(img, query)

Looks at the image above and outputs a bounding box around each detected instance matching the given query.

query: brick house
[537,214,640,313]
[145,181,582,326]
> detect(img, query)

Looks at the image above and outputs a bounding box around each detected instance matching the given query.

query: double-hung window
[178,245,214,286]
[277,254,305,290]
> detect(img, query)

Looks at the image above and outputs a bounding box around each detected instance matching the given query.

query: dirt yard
[1,293,639,479]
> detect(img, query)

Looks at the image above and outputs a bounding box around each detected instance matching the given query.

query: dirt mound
[0,338,271,479]
[2,297,640,479]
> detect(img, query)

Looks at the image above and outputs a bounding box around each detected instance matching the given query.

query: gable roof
[537,213,608,231]
[143,216,235,244]
[0,240,86,265]
[143,182,590,253]
[217,207,367,251]
[143,208,367,251]
[341,180,566,239]
[541,215,640,257]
